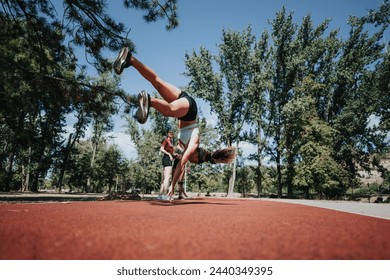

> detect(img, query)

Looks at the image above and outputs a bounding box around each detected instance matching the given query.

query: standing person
[159,130,174,199]
[114,47,236,201]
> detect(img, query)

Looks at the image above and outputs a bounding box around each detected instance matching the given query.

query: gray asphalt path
[265,199,390,220]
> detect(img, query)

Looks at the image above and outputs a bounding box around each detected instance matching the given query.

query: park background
[0,0,389,200]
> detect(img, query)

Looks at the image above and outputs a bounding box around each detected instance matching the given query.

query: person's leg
[114,48,191,121]
[161,166,172,195]
[151,97,190,119]
[130,56,190,119]
[130,56,180,103]
[159,167,165,196]
[178,181,188,199]
[114,48,180,102]
[167,166,185,200]
[167,133,199,201]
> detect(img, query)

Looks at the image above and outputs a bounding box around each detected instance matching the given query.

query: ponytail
[198,147,236,164]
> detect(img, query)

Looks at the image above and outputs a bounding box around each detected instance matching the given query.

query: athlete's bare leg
[130,57,180,102]
[130,56,190,118]
[167,132,199,201]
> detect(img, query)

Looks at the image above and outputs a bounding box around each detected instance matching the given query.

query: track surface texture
[1,198,389,260]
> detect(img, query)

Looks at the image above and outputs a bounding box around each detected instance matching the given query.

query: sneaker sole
[113,47,129,75]
[138,91,149,124]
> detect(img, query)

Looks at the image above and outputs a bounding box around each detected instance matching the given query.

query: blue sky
[64,0,388,160]
[112,0,387,94]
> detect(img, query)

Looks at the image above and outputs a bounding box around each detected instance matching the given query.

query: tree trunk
[256,121,263,197]
[4,151,15,192]
[23,146,32,191]
[87,140,97,193]
[286,154,294,198]
[227,142,239,197]
[56,133,73,193]
[276,148,282,198]
[30,171,39,192]
[305,187,309,199]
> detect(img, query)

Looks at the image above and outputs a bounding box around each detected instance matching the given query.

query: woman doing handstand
[114,47,236,201]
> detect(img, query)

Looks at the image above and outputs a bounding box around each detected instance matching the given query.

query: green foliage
[0,13,77,191]
[184,26,262,196]
[0,1,388,200]
[281,76,349,198]
[0,0,178,71]
[124,0,179,31]
[0,0,179,192]
[327,10,389,186]
[125,116,161,194]
[61,141,129,193]
[235,165,256,196]
[185,26,256,146]
[65,141,93,192]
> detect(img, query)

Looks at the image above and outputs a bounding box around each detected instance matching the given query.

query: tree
[372,45,390,133]
[267,7,298,198]
[0,13,76,191]
[125,116,161,194]
[96,144,128,193]
[264,4,389,198]
[282,13,340,198]
[283,77,348,198]
[327,10,389,189]
[245,29,273,197]
[0,0,179,192]
[184,26,256,196]
[62,140,128,193]
[64,140,92,192]
[0,0,178,70]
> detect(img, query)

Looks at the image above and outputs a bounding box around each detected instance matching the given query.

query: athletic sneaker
[134,90,150,124]
[113,47,131,75]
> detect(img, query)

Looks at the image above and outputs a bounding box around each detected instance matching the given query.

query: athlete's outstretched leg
[114,47,190,120]
[130,57,191,118]
[114,47,181,102]
[130,57,181,103]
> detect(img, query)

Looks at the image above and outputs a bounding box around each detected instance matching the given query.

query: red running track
[1,198,389,260]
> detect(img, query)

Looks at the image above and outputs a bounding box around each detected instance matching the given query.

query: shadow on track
[148,197,235,206]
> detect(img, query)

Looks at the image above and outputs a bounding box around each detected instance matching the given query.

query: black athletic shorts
[178,91,197,121]
[162,154,173,167]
